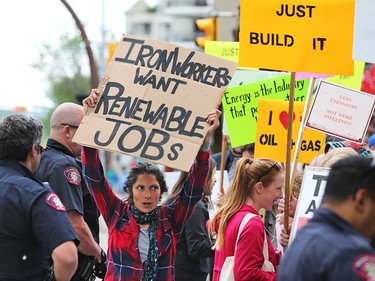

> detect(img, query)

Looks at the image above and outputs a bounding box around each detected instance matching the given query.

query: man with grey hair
[0,114,79,280]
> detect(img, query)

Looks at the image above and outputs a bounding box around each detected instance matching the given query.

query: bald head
[50,102,85,155]
[50,103,84,130]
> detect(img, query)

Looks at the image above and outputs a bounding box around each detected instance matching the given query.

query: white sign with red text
[306,80,375,143]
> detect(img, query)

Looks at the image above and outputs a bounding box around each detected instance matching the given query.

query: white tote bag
[219,213,275,281]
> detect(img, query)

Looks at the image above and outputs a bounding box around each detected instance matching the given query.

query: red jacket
[213,204,277,281]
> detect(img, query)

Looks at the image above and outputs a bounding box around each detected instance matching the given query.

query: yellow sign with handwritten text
[255,100,326,163]
[239,0,355,75]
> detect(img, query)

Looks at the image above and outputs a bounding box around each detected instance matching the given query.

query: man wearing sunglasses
[0,114,79,280]
[35,102,106,280]
[277,156,375,281]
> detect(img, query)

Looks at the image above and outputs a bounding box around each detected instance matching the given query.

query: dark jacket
[0,160,78,280]
[174,200,215,281]
[277,207,375,281]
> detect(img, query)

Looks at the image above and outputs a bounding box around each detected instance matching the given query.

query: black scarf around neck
[131,205,159,281]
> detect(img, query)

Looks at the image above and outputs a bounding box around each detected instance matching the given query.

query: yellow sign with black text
[239,0,355,75]
[255,100,325,163]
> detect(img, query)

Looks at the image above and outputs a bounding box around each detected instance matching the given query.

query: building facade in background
[125,0,239,48]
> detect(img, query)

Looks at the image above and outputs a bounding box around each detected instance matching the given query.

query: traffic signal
[14,106,27,112]
[195,17,217,49]
[107,43,118,65]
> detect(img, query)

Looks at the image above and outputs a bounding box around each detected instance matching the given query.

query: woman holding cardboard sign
[81,89,220,281]
[209,157,284,281]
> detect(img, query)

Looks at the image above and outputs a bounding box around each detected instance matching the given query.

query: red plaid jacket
[82,147,209,281]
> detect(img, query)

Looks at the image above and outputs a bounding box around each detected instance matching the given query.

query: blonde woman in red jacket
[209,158,284,281]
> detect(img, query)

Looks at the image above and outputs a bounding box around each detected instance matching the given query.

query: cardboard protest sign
[73,34,237,171]
[255,100,326,163]
[289,166,329,244]
[353,0,375,64]
[222,74,309,147]
[239,0,355,75]
[306,80,375,143]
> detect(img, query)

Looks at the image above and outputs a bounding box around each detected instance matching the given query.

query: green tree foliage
[32,31,92,106]
[32,31,93,139]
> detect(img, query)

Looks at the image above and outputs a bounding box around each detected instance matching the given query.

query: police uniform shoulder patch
[353,254,375,280]
[46,192,66,211]
[64,166,81,186]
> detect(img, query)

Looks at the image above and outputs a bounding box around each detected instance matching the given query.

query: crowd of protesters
[1,88,375,281]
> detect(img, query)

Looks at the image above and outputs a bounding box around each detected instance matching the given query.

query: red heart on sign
[279,111,295,129]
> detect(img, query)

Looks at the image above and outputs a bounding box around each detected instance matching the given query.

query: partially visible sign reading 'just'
[73,34,237,171]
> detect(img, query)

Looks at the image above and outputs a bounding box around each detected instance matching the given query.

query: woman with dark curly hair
[81,89,221,281]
